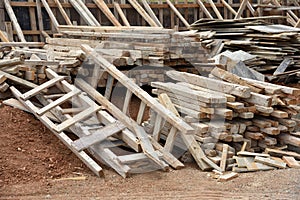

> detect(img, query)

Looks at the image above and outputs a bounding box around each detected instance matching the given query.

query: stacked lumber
[149,68,300,173]
[190,17,300,83]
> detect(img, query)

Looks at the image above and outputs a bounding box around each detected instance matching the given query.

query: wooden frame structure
[2,0,299,42]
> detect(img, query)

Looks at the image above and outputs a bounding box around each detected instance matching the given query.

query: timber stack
[149,67,300,173]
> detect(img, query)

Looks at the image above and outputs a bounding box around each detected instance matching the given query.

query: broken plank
[254,156,286,169]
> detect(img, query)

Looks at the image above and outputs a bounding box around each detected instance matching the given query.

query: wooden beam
[166,0,190,28]
[36,0,44,41]
[234,0,248,19]
[140,0,163,27]
[3,0,26,42]
[40,0,59,31]
[128,0,158,27]
[113,2,130,26]
[92,0,122,26]
[53,0,73,25]
[207,0,223,19]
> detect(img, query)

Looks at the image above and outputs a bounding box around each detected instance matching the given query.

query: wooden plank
[68,0,100,26]
[211,67,262,93]
[166,70,251,98]
[28,0,38,41]
[221,0,238,17]
[282,156,300,168]
[163,126,178,152]
[166,0,190,28]
[220,144,229,172]
[158,93,180,117]
[3,0,26,42]
[113,2,130,26]
[0,31,10,42]
[55,106,102,132]
[273,58,292,75]
[21,76,65,100]
[265,148,300,160]
[0,71,36,89]
[104,75,114,100]
[136,101,146,124]
[93,0,121,26]
[207,0,223,19]
[237,151,270,157]
[122,89,132,113]
[36,89,81,116]
[72,121,126,151]
[127,0,158,27]
[218,172,238,182]
[40,0,59,31]
[36,0,44,41]
[254,156,286,169]
[140,0,163,27]
[234,0,248,19]
[279,133,300,147]
[53,0,73,25]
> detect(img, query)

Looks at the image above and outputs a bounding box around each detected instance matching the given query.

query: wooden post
[3,0,26,42]
[0,1,5,31]
[28,0,38,41]
[36,0,44,41]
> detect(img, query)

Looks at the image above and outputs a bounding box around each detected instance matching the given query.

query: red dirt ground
[0,103,300,199]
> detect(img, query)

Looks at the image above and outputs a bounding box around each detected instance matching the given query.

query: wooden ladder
[81,44,223,172]
[11,68,170,177]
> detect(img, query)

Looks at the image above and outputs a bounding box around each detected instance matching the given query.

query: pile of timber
[148,67,300,173]
[190,17,300,83]
[0,26,214,87]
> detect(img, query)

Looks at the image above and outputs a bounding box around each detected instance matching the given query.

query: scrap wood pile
[190,16,300,83]
[148,67,300,176]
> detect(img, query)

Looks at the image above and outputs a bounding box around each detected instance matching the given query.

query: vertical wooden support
[5,22,14,42]
[104,74,114,100]
[28,0,38,41]
[122,89,133,114]
[114,2,130,26]
[54,0,73,25]
[3,0,26,42]
[0,1,5,31]
[136,101,146,124]
[158,0,164,26]
[152,114,163,141]
[36,0,44,41]
[163,127,178,153]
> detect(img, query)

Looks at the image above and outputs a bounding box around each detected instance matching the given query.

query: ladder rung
[54,106,102,132]
[36,89,81,116]
[21,76,65,100]
[72,121,126,151]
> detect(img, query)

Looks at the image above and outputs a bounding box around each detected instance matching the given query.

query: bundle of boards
[190,17,300,83]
